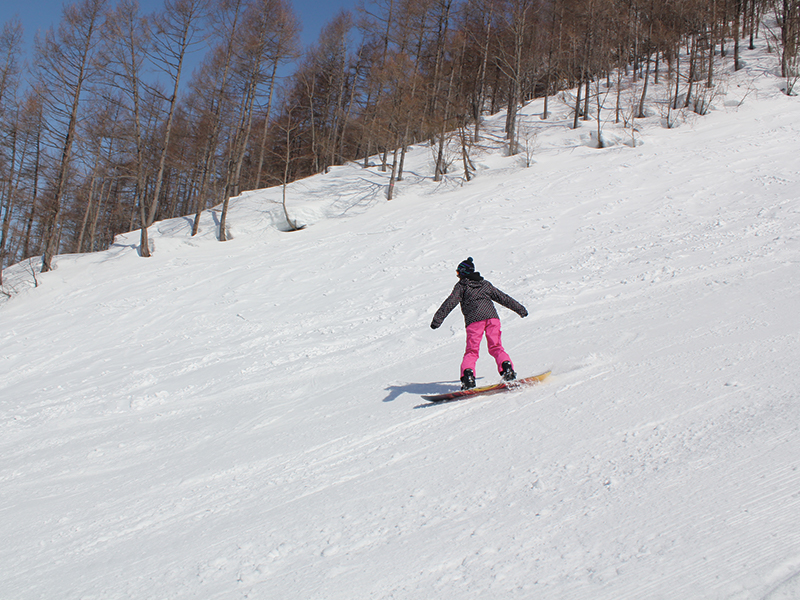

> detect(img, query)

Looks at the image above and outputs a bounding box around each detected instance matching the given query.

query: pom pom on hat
[457,257,475,276]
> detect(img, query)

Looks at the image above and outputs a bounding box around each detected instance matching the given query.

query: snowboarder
[430,257,528,390]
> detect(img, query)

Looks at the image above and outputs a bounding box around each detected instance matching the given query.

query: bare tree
[431,0,455,180]
[16,90,45,262]
[496,0,539,155]
[273,99,303,231]
[37,0,107,273]
[777,0,800,93]
[105,0,151,250]
[0,19,24,284]
[139,0,206,257]
[189,0,246,236]
[252,0,300,189]
[219,0,297,241]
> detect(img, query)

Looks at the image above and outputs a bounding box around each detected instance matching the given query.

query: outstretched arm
[489,285,528,317]
[431,284,463,329]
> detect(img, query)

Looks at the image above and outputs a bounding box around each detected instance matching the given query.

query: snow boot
[501,361,516,382]
[460,369,476,390]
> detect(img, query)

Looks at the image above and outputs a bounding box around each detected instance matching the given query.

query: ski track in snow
[2,41,800,600]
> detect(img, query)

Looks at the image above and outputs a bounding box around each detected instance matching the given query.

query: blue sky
[1,0,356,55]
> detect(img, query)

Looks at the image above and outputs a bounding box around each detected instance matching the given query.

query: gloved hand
[430,322,439,329]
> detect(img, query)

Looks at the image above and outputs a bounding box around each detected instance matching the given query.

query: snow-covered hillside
[2,41,799,600]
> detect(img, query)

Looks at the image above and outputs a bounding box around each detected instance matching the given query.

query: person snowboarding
[430,257,528,390]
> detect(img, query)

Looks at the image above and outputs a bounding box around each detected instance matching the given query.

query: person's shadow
[382,381,456,403]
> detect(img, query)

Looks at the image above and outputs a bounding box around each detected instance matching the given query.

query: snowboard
[422,370,551,403]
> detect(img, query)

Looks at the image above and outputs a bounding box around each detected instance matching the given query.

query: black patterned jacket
[431,276,528,329]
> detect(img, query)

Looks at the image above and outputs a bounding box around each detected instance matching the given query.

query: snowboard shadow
[382,381,457,403]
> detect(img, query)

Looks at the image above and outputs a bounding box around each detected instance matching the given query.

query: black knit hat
[456,257,475,277]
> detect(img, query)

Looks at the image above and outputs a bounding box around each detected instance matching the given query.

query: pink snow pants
[460,318,512,377]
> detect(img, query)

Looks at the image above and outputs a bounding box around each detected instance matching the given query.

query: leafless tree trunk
[140,0,205,257]
[191,0,245,236]
[0,125,19,285]
[106,0,150,252]
[638,51,652,118]
[277,102,302,231]
[220,0,291,241]
[251,1,302,187]
[707,0,717,86]
[684,34,698,108]
[0,19,24,283]
[497,0,536,155]
[734,0,743,72]
[38,0,107,273]
[473,0,493,139]
[20,93,44,261]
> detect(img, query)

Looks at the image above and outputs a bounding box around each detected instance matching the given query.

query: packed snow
[2,41,799,600]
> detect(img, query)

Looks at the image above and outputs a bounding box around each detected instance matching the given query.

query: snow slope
[1,42,799,600]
